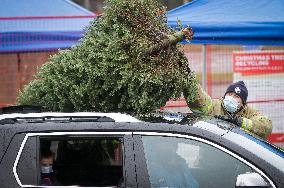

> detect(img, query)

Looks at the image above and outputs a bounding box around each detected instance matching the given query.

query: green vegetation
[17,0,198,115]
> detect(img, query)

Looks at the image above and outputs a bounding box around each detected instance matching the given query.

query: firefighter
[186,81,272,140]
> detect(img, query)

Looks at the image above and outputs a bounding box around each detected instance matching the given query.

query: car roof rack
[0,116,116,124]
[0,105,42,114]
[0,105,141,123]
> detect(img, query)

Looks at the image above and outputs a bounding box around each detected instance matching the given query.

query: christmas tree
[17,0,198,115]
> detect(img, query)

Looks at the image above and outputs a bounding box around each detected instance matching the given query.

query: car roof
[0,111,234,139]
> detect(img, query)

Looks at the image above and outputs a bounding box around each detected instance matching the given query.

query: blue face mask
[223,96,239,113]
[41,165,53,174]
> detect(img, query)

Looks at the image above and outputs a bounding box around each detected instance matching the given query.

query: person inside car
[185,81,272,140]
[40,150,60,186]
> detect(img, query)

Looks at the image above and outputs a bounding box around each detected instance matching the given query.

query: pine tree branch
[143,28,193,56]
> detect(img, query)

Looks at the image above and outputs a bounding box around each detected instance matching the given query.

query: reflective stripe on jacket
[186,85,272,140]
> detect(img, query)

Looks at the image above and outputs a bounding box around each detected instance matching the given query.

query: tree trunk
[144,28,193,56]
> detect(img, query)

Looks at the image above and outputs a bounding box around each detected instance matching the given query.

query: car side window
[17,135,124,187]
[141,135,272,188]
[39,136,124,187]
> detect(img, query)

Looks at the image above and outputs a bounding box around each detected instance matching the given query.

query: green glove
[215,115,253,130]
[214,115,242,127]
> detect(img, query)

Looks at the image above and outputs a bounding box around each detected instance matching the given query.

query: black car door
[133,131,275,188]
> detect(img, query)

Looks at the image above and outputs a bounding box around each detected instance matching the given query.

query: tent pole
[202,44,207,91]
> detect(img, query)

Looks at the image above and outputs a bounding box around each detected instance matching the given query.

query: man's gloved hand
[214,115,242,127]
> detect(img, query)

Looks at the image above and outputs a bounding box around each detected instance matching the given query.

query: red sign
[233,51,284,75]
[268,133,284,143]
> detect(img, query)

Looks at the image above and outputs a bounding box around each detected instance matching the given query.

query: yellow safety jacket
[186,85,273,140]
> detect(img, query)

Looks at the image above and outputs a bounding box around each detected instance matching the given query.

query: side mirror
[236,172,270,187]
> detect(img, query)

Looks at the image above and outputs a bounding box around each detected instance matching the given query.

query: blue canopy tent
[0,0,96,53]
[167,0,284,45]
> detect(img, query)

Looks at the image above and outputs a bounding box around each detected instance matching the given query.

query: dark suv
[0,106,283,188]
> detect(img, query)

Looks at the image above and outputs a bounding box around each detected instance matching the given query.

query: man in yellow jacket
[187,81,272,140]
